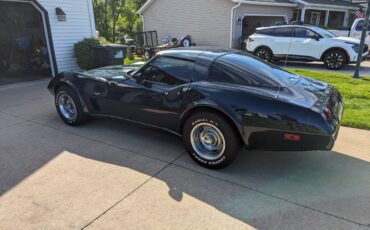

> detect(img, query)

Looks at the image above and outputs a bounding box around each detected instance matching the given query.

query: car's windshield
[312,27,336,38]
[217,52,301,87]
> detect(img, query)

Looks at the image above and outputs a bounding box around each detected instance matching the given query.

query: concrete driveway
[0,80,369,230]
[277,60,370,76]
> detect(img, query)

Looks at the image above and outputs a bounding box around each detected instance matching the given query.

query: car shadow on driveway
[1,112,369,229]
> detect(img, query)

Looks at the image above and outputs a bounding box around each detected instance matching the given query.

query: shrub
[74,38,100,70]
[98,36,109,44]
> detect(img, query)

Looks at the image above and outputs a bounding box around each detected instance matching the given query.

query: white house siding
[233,4,294,48]
[143,0,234,48]
[38,0,96,73]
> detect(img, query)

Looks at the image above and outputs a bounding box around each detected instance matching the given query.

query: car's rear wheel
[183,112,241,169]
[324,50,347,70]
[254,47,273,62]
[55,86,89,126]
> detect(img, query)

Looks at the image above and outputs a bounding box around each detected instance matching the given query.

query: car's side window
[274,27,294,37]
[209,62,272,87]
[208,64,243,84]
[140,56,194,86]
[257,28,275,36]
[294,28,309,38]
[355,21,370,31]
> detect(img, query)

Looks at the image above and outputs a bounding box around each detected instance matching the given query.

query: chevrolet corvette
[48,49,343,169]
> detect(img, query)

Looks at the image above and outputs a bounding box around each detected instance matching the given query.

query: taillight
[322,107,333,120]
[284,133,301,141]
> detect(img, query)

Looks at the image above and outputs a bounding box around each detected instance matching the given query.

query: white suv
[246,25,368,70]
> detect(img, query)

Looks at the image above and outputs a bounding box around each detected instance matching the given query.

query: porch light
[56,7,66,21]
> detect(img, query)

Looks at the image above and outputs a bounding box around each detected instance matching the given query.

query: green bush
[98,36,109,44]
[74,38,100,70]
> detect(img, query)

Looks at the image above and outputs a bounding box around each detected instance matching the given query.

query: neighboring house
[138,0,366,49]
[293,0,362,29]
[0,0,96,77]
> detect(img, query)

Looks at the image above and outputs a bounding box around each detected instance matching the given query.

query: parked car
[246,25,368,70]
[329,18,370,45]
[48,49,343,169]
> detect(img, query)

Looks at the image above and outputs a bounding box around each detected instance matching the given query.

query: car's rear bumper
[244,86,344,152]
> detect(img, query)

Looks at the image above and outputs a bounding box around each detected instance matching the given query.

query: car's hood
[82,63,144,80]
[332,36,361,44]
[278,77,329,109]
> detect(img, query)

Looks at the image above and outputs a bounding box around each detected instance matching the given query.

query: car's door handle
[93,92,102,96]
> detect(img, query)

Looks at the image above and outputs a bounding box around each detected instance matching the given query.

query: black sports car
[48,49,344,169]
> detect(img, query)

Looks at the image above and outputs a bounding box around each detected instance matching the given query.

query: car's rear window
[209,53,301,87]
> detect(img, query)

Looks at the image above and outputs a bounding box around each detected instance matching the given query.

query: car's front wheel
[183,112,241,169]
[55,86,89,126]
[254,47,273,62]
[324,50,347,70]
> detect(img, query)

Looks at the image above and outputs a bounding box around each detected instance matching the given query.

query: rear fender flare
[179,103,246,143]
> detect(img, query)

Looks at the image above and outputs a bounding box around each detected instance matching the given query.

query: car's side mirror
[310,34,320,41]
[134,73,145,83]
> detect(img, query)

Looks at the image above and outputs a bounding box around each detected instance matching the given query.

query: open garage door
[242,15,288,43]
[0,1,55,85]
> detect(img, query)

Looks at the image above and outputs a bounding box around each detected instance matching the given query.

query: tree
[93,0,146,43]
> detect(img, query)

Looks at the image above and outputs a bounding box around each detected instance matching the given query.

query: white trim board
[138,0,298,15]
[0,0,55,76]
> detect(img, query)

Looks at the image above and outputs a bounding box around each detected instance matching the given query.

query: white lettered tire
[55,86,89,126]
[183,112,241,169]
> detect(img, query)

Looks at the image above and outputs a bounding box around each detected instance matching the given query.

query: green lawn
[124,56,144,65]
[289,69,370,130]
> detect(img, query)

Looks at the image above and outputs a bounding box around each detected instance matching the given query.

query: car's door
[105,56,195,130]
[271,27,294,56]
[289,27,323,59]
[78,67,130,114]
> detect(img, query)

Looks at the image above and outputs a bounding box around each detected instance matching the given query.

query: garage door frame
[241,13,289,35]
[0,0,58,76]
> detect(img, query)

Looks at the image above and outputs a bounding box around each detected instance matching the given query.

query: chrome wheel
[58,93,77,121]
[325,52,345,69]
[256,48,271,62]
[190,123,226,160]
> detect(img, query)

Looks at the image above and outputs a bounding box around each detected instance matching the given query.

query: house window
[310,12,321,25]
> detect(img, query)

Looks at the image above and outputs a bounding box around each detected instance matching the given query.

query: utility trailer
[134,31,193,60]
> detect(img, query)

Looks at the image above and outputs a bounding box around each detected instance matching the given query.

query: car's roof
[257,24,316,30]
[158,47,239,61]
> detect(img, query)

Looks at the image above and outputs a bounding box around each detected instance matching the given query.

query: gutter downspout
[230,1,242,48]
[141,15,145,31]
[87,0,96,37]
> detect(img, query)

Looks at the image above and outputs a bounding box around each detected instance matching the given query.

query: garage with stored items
[0,0,96,85]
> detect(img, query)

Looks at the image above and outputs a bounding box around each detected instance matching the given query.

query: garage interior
[0,1,51,85]
[241,15,286,49]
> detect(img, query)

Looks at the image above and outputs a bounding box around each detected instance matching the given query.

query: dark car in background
[48,49,343,169]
